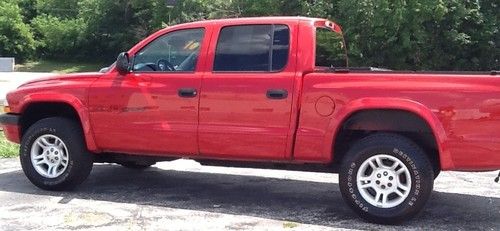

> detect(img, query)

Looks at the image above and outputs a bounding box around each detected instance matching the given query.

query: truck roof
[168,16,324,28]
[128,16,330,55]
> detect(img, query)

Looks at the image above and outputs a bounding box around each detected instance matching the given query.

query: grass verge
[0,132,19,158]
[15,60,108,74]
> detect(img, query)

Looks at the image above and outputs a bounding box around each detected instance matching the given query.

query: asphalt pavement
[0,158,498,230]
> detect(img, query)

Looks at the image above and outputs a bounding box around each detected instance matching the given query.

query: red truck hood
[19,72,103,88]
[6,72,103,114]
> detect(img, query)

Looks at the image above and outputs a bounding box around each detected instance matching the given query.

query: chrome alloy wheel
[30,134,69,178]
[356,154,412,208]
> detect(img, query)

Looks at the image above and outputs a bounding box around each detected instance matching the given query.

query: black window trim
[212,24,291,74]
[131,27,206,74]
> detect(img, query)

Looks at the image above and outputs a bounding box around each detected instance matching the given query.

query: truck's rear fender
[16,93,98,152]
[326,97,453,170]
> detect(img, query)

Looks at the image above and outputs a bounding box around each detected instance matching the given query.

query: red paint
[2,17,499,171]
[87,72,202,155]
[198,20,299,160]
[315,96,335,116]
[6,74,100,151]
[2,124,20,143]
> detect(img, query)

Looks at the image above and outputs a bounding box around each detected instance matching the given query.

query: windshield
[315,27,348,68]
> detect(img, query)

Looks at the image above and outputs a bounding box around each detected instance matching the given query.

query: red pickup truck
[1,17,499,224]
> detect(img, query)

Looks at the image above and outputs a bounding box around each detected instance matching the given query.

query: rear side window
[214,24,290,72]
[316,27,346,67]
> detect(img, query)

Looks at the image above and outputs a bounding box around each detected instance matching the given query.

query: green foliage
[0,0,497,70]
[31,15,86,58]
[334,0,498,70]
[316,28,346,67]
[18,0,37,23]
[77,0,170,61]
[0,0,35,62]
[0,132,19,158]
[36,0,79,19]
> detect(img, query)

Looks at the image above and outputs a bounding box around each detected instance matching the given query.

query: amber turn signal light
[3,106,11,113]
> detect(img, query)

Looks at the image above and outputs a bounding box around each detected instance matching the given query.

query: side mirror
[116,52,130,75]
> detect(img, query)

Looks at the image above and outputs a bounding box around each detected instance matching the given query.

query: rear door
[199,23,297,159]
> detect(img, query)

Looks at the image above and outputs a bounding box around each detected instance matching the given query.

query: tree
[334,0,498,70]
[0,0,36,62]
[424,0,499,70]
[77,0,159,61]
[31,15,86,59]
[4,0,495,70]
[35,0,79,19]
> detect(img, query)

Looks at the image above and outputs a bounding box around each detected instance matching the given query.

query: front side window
[133,28,204,72]
[214,24,290,72]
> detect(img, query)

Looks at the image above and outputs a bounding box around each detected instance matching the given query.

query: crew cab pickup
[1,17,499,224]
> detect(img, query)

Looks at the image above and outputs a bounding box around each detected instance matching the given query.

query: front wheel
[20,117,93,191]
[339,133,434,224]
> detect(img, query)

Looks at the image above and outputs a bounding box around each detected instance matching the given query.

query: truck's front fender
[16,93,98,152]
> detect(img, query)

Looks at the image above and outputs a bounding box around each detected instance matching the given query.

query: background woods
[0,0,498,71]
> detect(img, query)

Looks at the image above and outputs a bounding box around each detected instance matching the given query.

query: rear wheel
[339,133,434,224]
[20,117,93,191]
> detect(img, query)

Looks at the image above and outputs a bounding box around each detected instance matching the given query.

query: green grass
[0,133,19,158]
[15,60,108,74]
[282,222,299,229]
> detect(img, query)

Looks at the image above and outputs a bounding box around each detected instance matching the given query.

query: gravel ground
[0,158,498,230]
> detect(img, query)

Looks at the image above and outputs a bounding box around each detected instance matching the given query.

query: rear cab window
[315,27,346,69]
[213,24,290,72]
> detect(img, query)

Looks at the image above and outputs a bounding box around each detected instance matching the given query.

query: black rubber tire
[20,117,93,191]
[120,162,154,169]
[339,133,434,224]
[434,169,441,179]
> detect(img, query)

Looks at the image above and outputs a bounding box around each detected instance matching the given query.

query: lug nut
[382,185,386,189]
[388,183,392,187]
[55,151,59,155]
[383,171,388,176]
[50,148,54,152]
[55,157,59,160]
[376,180,380,184]
[377,174,381,178]
[389,176,393,180]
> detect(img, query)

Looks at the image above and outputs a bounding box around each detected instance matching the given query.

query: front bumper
[0,113,21,143]
[0,113,19,125]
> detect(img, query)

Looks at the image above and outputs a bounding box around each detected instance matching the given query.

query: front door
[199,24,295,159]
[88,28,206,156]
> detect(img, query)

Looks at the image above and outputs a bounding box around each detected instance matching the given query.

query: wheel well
[333,109,441,173]
[20,102,81,137]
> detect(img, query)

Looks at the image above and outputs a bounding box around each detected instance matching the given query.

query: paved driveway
[0,158,498,230]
